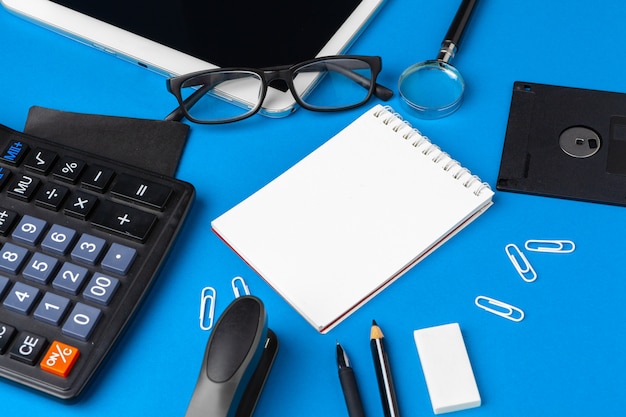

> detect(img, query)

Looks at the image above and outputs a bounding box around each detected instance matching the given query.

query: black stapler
[185,296,278,417]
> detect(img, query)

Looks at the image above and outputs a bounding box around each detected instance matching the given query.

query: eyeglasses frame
[165,55,393,124]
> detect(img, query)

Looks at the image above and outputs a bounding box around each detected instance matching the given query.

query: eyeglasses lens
[180,70,264,123]
[293,58,373,110]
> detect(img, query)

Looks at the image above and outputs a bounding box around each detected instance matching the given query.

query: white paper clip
[524,239,575,253]
[475,296,525,322]
[199,286,216,331]
[231,276,250,298]
[505,243,537,282]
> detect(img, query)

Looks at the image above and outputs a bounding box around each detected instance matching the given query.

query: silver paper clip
[505,243,537,282]
[524,239,575,253]
[231,276,250,298]
[199,286,216,331]
[475,295,524,322]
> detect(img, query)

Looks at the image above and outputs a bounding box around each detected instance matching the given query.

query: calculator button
[111,174,172,210]
[33,293,71,325]
[52,156,86,183]
[0,243,29,274]
[0,167,11,190]
[91,200,157,241]
[62,303,102,341]
[81,165,114,192]
[22,252,59,284]
[0,275,9,297]
[9,332,47,365]
[7,174,40,202]
[24,148,58,174]
[70,234,106,265]
[0,208,17,236]
[0,140,28,165]
[64,191,98,219]
[101,243,136,275]
[41,224,77,255]
[52,262,90,295]
[83,273,120,305]
[12,215,47,245]
[3,282,40,314]
[40,341,80,378]
[35,182,69,211]
[0,323,16,354]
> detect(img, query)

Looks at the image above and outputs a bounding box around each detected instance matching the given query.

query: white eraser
[413,323,481,414]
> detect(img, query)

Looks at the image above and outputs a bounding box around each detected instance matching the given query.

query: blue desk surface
[2,1,626,415]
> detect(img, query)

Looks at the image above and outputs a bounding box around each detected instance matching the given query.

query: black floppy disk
[497,81,626,206]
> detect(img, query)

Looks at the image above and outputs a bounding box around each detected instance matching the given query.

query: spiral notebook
[212,105,494,333]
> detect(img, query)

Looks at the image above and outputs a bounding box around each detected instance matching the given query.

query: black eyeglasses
[165,55,393,124]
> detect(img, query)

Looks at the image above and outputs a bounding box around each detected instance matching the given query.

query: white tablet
[2,0,387,117]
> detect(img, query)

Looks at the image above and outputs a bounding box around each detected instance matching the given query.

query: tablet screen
[50,0,363,68]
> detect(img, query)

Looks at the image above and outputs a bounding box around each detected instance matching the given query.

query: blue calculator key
[52,262,89,295]
[41,224,77,255]
[22,252,59,284]
[33,293,71,325]
[101,243,137,275]
[0,167,11,191]
[0,243,29,274]
[3,282,40,314]
[62,303,102,341]
[1,140,28,165]
[12,215,47,245]
[70,233,106,265]
[83,273,120,305]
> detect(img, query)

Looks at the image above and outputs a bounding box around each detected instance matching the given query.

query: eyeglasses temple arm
[323,62,393,101]
[165,105,186,122]
[373,83,394,101]
[165,83,213,122]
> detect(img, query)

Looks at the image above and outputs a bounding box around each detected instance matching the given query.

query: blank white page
[212,105,493,332]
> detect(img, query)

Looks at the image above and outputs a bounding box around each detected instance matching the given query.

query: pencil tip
[370,321,384,339]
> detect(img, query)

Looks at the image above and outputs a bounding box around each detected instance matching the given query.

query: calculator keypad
[0,126,194,399]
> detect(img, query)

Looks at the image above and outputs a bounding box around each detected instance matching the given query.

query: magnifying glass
[399,0,478,119]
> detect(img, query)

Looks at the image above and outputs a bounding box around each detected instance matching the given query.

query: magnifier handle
[438,0,478,62]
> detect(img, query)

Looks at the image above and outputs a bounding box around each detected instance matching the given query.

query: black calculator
[0,124,195,399]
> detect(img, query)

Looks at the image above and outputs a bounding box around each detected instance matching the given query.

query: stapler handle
[185,296,268,417]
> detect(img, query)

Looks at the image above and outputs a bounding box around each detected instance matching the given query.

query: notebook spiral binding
[373,106,491,197]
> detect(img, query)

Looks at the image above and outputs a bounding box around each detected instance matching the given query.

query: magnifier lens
[398,61,465,119]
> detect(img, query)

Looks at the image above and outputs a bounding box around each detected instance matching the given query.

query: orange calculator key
[40,341,80,378]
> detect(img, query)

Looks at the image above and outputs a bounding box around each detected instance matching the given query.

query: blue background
[2,0,626,415]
